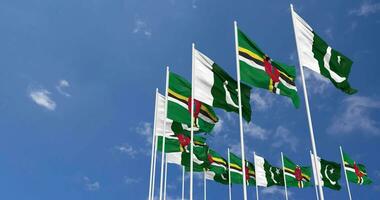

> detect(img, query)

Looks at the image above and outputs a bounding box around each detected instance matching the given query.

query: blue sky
[0,0,379,199]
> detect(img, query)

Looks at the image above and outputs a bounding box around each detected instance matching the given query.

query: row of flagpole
[147,4,359,200]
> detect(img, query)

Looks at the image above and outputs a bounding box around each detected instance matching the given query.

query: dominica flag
[205,149,229,185]
[168,72,219,133]
[229,152,255,186]
[193,48,252,122]
[283,155,312,188]
[343,151,372,185]
[237,28,300,108]
[156,120,207,153]
[254,154,284,187]
[310,153,342,190]
[292,8,357,94]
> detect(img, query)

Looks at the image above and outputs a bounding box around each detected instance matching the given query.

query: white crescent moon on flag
[324,165,336,185]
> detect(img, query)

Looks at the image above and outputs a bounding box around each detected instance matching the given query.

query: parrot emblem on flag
[263,55,280,83]
[187,97,201,128]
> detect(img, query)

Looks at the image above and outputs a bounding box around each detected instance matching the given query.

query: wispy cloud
[328,96,380,135]
[136,122,153,144]
[324,28,333,40]
[244,122,269,140]
[124,177,141,184]
[132,19,152,37]
[56,79,71,97]
[83,176,100,191]
[114,143,138,158]
[29,88,56,111]
[272,126,299,152]
[350,1,380,16]
[191,0,198,9]
[303,69,330,94]
[212,118,223,134]
[261,187,292,197]
[250,92,275,111]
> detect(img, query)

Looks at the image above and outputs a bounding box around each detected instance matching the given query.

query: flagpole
[190,43,195,200]
[152,107,160,200]
[253,152,259,200]
[228,148,232,200]
[310,151,320,200]
[159,66,170,200]
[290,4,325,200]
[204,169,207,200]
[281,152,288,200]
[148,89,159,200]
[182,166,185,200]
[340,146,353,200]
[164,154,168,200]
[233,20,248,200]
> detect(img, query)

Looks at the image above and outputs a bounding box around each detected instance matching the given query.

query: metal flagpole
[340,146,353,200]
[254,152,259,200]
[182,166,185,200]
[228,148,232,200]
[152,99,160,200]
[159,66,170,200]
[190,43,195,200]
[281,152,288,200]
[164,155,168,200]
[204,169,207,200]
[233,20,248,200]
[149,89,159,200]
[310,151,320,200]
[290,4,325,200]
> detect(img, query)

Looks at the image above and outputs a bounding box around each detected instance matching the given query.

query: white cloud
[328,96,380,135]
[191,0,197,9]
[250,92,275,111]
[261,187,292,197]
[133,19,152,37]
[56,79,71,97]
[271,126,298,152]
[136,122,153,144]
[350,1,380,16]
[124,177,141,184]
[212,118,223,134]
[303,68,330,94]
[324,28,333,40]
[244,122,269,140]
[114,143,138,158]
[83,176,100,191]
[29,88,56,111]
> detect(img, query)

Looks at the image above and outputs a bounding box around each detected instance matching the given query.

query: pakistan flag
[292,8,357,94]
[310,153,342,190]
[283,155,312,188]
[254,154,284,187]
[343,151,372,185]
[193,48,252,122]
[168,72,219,133]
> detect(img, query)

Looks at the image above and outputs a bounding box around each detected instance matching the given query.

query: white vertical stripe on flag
[292,9,321,74]
[254,154,268,187]
[193,48,215,106]
[310,153,324,186]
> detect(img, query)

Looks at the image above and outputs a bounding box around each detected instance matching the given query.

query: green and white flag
[292,9,357,94]
[254,154,284,187]
[166,142,209,172]
[310,153,342,190]
[229,152,256,186]
[168,72,219,133]
[205,149,229,185]
[343,151,372,185]
[283,155,312,188]
[193,48,252,122]
[237,28,300,108]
